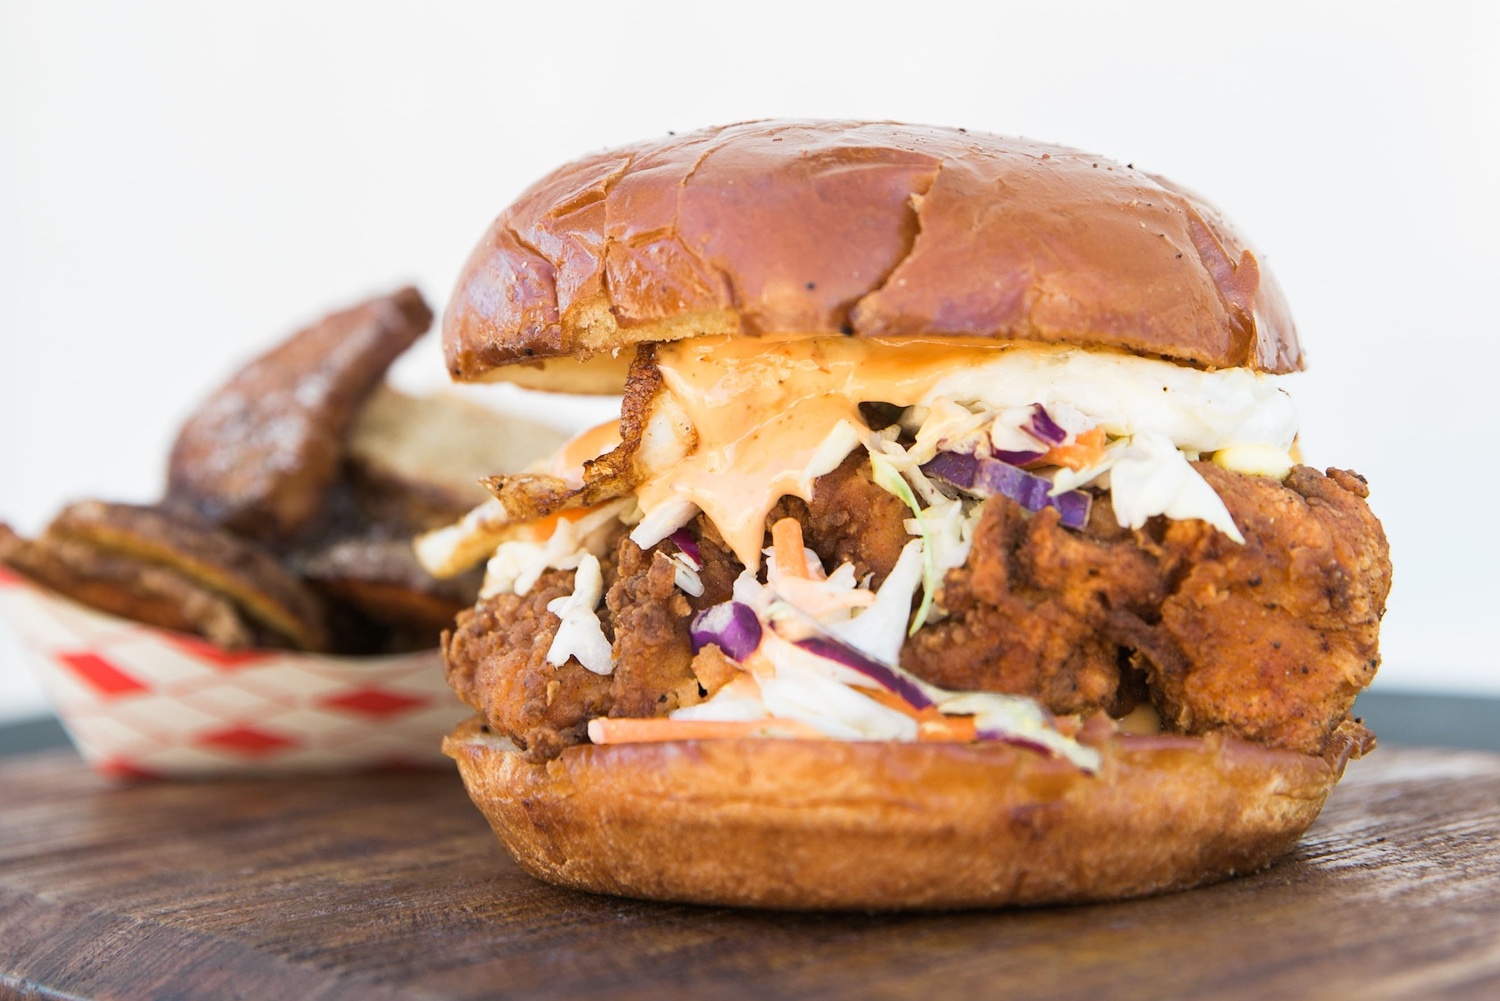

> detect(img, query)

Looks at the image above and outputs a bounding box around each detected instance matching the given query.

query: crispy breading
[448,460,1391,761]
[1144,464,1391,755]
[604,539,701,718]
[443,568,612,761]
[681,516,741,609]
[443,529,713,760]
[907,463,1391,756]
[478,345,666,519]
[901,495,1151,718]
[773,453,913,587]
[417,345,664,578]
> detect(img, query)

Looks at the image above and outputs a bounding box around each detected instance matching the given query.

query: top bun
[445,120,1300,391]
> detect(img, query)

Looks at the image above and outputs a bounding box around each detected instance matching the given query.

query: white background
[2,2,1497,723]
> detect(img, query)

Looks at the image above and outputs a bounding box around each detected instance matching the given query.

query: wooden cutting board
[2,745,1498,1001]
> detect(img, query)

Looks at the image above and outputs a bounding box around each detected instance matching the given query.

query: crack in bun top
[443,120,1300,391]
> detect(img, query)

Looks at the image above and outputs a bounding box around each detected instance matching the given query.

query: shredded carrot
[587,702,981,745]
[1041,426,1107,470]
[587,716,823,744]
[857,686,927,720]
[918,715,979,742]
[518,505,601,542]
[771,518,809,578]
[853,687,977,742]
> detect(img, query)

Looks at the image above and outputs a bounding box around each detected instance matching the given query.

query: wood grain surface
[1,745,1497,1001]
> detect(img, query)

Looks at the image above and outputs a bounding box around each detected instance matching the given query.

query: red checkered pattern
[321,686,429,719]
[197,724,297,756]
[0,575,469,776]
[57,651,150,697]
[163,633,273,669]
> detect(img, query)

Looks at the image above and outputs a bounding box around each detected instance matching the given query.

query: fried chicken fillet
[444,372,1389,762]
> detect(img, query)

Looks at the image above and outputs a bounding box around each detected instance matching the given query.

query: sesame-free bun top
[444,120,1301,391]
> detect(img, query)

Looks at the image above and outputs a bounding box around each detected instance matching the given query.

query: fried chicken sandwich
[423,121,1392,910]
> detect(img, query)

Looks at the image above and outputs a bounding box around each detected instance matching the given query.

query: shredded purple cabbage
[793,636,935,710]
[993,447,1046,466]
[1025,404,1068,445]
[921,450,979,489]
[922,450,1092,529]
[668,527,701,568]
[689,601,761,661]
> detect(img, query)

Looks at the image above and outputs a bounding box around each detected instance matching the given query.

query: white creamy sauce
[634,337,1298,558]
[922,346,1297,453]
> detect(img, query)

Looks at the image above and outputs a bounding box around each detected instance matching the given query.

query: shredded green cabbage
[868,449,938,635]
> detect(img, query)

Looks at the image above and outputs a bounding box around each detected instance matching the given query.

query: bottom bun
[443,717,1340,911]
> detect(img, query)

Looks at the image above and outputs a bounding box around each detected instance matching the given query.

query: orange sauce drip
[635,335,1014,567]
[550,419,623,487]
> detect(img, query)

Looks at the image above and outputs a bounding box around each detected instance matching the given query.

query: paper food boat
[0,566,468,777]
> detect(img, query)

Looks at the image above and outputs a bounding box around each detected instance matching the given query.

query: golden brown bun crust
[443,717,1338,911]
[445,121,1300,388]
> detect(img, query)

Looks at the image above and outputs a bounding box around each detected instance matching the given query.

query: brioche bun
[443,717,1339,910]
[443,120,1299,392]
